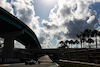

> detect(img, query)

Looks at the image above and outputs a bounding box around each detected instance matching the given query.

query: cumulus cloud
[0,0,100,48]
[87,15,95,23]
[11,0,39,26]
[0,0,14,14]
[11,0,51,48]
[63,18,98,39]
[42,0,99,43]
[38,29,51,48]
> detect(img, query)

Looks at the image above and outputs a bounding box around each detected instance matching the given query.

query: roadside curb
[0,64,10,66]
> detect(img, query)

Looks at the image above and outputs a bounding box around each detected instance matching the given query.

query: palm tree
[84,29,92,38]
[81,31,89,48]
[81,38,86,48]
[59,41,65,49]
[97,31,100,46]
[76,34,82,48]
[65,40,69,48]
[69,40,74,48]
[59,41,68,49]
[75,40,79,48]
[82,29,92,48]
[81,31,86,37]
[59,41,64,45]
[92,30,98,48]
[86,38,94,48]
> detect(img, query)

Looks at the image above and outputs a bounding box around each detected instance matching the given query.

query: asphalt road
[0,55,58,67]
[1,62,58,67]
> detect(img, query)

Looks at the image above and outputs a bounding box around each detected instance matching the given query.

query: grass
[59,61,100,67]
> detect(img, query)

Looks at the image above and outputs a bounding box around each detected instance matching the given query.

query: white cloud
[42,0,99,43]
[86,0,100,3]
[74,0,91,20]
[11,0,51,48]
[0,0,14,14]
[37,29,52,48]
[0,0,100,48]
[87,15,95,23]
[11,0,38,24]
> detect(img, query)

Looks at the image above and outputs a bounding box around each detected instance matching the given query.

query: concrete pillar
[0,31,24,58]
[2,37,14,58]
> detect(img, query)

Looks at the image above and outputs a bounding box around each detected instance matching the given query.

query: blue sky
[34,0,58,22]
[0,0,100,48]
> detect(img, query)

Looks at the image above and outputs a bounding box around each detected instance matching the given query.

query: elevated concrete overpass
[0,7,59,63]
[0,7,41,58]
[27,49,60,62]
[12,48,60,62]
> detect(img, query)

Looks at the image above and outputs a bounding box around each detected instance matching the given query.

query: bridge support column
[1,31,24,58]
[2,37,14,58]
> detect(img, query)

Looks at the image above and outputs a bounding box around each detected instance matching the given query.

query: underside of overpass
[26,49,60,62]
[0,7,41,58]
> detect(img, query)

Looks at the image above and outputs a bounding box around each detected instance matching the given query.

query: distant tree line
[58,29,100,49]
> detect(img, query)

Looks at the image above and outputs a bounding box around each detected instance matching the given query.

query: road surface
[0,55,59,67]
[0,62,58,67]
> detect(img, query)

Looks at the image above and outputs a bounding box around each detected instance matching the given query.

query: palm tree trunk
[81,42,82,48]
[96,36,97,48]
[81,43,82,48]
[83,42,84,48]
[76,44,78,48]
[71,44,72,48]
[80,39,82,48]
[88,43,89,48]
[89,43,91,48]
